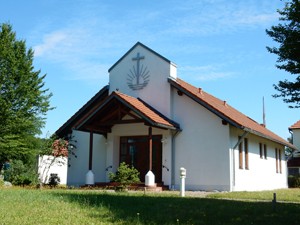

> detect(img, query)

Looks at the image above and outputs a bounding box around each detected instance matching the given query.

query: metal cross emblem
[127,52,150,90]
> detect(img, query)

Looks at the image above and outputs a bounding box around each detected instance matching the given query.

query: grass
[0,188,300,224]
[208,188,300,202]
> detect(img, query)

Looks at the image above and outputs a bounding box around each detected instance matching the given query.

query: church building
[56,42,295,191]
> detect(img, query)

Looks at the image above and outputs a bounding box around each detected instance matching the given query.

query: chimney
[198,88,203,95]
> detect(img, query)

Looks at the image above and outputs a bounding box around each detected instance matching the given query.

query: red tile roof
[170,78,295,149]
[289,120,300,130]
[114,91,179,129]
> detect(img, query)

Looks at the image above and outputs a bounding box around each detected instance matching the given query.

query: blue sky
[1,0,298,140]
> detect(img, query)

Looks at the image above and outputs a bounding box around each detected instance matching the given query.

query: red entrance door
[120,135,162,182]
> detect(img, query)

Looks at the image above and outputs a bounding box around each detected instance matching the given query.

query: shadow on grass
[52,191,300,225]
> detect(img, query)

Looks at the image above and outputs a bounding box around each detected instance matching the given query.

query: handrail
[105,165,112,171]
[162,165,169,171]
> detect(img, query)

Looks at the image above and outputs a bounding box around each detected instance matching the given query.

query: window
[239,136,243,169]
[279,149,282,174]
[263,144,267,159]
[275,148,282,174]
[259,143,263,159]
[238,136,250,170]
[275,148,278,173]
[244,138,249,170]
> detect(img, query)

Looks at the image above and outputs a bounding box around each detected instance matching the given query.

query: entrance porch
[59,91,180,187]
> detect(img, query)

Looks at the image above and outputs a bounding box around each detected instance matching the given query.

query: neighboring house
[55,42,295,191]
[38,155,68,185]
[288,121,300,176]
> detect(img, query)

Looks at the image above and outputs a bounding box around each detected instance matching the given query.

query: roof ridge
[108,42,173,72]
[55,85,109,137]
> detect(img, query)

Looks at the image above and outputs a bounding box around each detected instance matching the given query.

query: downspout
[171,129,180,190]
[289,129,293,145]
[231,130,249,191]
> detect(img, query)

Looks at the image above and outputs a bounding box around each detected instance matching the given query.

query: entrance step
[83,182,169,191]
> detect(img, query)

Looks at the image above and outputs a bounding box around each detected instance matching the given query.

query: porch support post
[145,126,155,187]
[86,130,95,185]
[89,131,93,170]
[149,126,152,171]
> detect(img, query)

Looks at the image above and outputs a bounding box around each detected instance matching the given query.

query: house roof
[55,85,109,137]
[113,92,180,130]
[289,120,300,130]
[169,77,296,149]
[70,91,180,135]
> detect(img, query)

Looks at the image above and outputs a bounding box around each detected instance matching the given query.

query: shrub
[4,160,38,186]
[288,175,300,188]
[109,162,140,191]
[48,173,60,188]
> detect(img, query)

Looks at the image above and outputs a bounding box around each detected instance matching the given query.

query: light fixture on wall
[161,137,167,144]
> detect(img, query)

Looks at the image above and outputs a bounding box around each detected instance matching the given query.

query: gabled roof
[76,91,180,133]
[115,92,180,130]
[169,78,295,149]
[108,42,173,72]
[55,85,109,137]
[289,120,300,130]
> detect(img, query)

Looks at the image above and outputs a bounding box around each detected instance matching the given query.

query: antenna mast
[263,97,266,127]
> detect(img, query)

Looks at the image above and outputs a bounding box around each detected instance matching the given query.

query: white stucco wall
[230,128,287,191]
[171,88,231,191]
[38,155,67,185]
[67,130,106,186]
[292,129,300,149]
[109,44,174,118]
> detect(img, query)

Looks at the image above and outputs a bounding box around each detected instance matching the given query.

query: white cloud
[165,0,280,36]
[30,0,280,84]
[33,26,112,82]
[34,31,67,57]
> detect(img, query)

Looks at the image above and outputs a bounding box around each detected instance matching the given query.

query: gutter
[243,127,296,150]
[171,129,181,190]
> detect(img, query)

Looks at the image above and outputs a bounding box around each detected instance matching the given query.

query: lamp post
[180,167,186,197]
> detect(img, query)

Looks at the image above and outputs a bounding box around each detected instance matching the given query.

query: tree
[266,0,300,108]
[0,23,52,163]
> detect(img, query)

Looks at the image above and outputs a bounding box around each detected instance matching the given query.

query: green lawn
[208,188,300,203]
[0,188,300,225]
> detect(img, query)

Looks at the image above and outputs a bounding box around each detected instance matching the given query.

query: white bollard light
[85,170,95,185]
[145,170,155,186]
[180,167,186,197]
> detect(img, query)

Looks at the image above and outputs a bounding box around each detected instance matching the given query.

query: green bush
[48,173,60,188]
[109,162,140,191]
[4,160,38,186]
[288,175,300,188]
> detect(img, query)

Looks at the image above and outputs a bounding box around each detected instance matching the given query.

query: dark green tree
[0,23,52,163]
[266,0,300,108]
